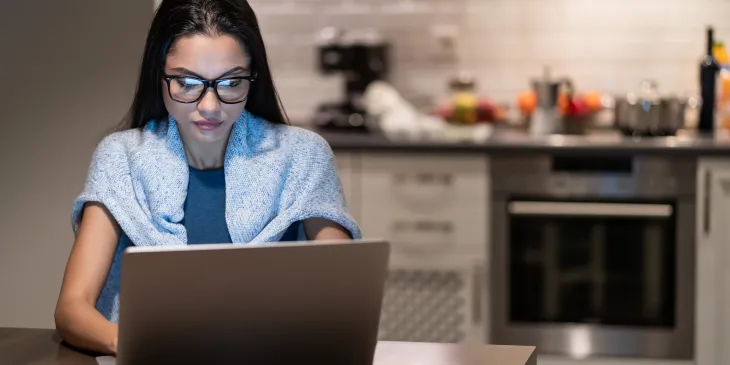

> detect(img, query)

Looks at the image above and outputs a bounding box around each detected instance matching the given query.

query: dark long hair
[120,0,288,130]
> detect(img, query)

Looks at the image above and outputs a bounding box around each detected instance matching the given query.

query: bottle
[698,26,721,133]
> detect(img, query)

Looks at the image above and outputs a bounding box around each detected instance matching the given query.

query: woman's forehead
[166,34,251,76]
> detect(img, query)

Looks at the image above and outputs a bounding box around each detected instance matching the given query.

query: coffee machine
[314,27,390,132]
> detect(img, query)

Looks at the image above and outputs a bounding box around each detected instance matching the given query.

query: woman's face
[162,34,252,145]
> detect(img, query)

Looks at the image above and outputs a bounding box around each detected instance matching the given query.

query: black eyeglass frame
[162,72,257,104]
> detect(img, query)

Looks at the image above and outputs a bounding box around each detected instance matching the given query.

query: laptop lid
[116,239,390,365]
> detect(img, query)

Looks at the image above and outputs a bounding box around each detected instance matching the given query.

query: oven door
[490,197,695,360]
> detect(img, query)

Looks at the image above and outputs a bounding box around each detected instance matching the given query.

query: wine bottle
[698,26,720,133]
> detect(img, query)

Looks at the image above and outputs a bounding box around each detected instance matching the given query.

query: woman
[54,0,360,356]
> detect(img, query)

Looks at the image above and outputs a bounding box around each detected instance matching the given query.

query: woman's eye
[219,79,241,88]
[175,78,202,89]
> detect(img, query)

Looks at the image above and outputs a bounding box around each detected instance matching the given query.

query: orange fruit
[583,91,603,111]
[517,90,536,115]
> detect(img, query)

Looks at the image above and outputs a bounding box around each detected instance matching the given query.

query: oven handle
[508,201,673,217]
[704,170,711,235]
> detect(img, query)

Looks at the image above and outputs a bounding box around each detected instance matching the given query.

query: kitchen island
[316,126,730,365]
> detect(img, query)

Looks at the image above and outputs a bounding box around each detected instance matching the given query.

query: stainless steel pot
[614,80,697,136]
[661,96,689,135]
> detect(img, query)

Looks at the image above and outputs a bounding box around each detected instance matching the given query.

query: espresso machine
[313,27,391,132]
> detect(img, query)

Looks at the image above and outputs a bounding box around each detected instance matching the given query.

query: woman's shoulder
[90,120,168,165]
[96,128,141,151]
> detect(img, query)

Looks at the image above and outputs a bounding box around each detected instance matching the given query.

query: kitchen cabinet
[333,151,490,344]
[357,153,489,256]
[695,158,730,365]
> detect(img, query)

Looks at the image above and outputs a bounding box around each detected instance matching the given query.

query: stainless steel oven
[489,153,696,360]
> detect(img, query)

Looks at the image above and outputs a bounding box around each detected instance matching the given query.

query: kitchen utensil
[629,79,662,135]
[614,80,692,136]
[660,96,688,135]
[529,66,571,136]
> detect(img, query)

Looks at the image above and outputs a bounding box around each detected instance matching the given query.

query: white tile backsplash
[250,0,730,122]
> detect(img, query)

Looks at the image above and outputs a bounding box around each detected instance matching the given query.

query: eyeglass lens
[169,77,251,103]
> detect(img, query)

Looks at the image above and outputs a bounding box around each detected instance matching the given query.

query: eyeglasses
[163,73,257,104]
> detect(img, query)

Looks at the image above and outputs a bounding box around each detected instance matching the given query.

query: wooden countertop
[0,327,536,365]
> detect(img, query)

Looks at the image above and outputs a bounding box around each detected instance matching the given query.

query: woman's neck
[182,136,229,170]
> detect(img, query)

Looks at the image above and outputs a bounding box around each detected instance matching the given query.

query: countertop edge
[326,142,730,156]
[314,130,730,156]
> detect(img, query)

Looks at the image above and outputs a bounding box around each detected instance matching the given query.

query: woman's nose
[197,88,221,113]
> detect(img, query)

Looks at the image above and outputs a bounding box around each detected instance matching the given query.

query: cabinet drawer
[359,154,488,252]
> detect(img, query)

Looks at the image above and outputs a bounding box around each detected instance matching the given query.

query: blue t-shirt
[118,166,301,246]
[183,166,233,244]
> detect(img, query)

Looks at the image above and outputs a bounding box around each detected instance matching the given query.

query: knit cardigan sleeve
[70,135,132,237]
[277,131,362,240]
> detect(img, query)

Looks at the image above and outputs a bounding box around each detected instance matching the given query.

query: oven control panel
[490,154,696,198]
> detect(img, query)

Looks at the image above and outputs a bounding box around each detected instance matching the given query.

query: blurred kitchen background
[249,0,730,137]
[241,1,730,365]
[1,1,730,365]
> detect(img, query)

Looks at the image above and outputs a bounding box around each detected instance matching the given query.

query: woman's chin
[195,130,230,143]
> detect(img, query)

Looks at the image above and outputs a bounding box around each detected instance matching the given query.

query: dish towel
[71,109,362,246]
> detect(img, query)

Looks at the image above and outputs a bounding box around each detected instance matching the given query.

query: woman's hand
[110,336,118,355]
[302,217,352,241]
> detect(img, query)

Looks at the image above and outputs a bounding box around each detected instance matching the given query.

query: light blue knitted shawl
[70,109,362,322]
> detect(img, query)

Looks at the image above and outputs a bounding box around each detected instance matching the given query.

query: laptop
[113,239,391,365]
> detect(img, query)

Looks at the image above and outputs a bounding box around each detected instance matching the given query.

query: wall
[251,0,730,122]
[0,0,150,328]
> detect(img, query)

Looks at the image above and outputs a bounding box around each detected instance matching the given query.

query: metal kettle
[529,66,571,136]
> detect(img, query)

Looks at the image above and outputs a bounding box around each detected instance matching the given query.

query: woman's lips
[193,119,223,131]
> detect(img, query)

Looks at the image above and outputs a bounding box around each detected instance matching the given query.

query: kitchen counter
[312,127,730,155]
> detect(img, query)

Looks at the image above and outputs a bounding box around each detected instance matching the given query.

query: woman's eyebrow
[167,66,250,79]
[218,66,249,78]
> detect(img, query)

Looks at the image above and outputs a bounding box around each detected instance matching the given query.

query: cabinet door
[696,159,730,365]
[378,254,487,344]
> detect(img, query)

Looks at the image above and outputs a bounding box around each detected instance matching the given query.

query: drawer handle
[704,170,711,235]
[390,173,456,211]
[393,220,454,233]
[393,172,453,186]
[508,201,673,218]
